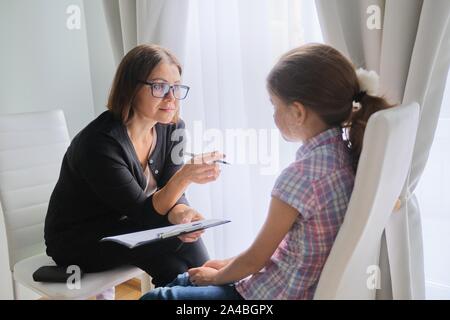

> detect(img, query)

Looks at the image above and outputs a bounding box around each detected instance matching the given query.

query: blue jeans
[140,272,243,300]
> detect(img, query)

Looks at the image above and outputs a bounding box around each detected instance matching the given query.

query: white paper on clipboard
[101,219,230,249]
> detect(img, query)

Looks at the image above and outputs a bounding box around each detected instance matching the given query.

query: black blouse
[44,111,188,255]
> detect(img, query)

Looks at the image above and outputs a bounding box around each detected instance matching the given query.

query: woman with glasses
[44,44,224,298]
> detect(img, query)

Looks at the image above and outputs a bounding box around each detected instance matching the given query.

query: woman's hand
[176,151,225,185]
[188,266,219,286]
[167,204,205,243]
[153,151,224,215]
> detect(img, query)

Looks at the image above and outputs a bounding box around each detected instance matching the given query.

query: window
[182,0,323,258]
[416,69,450,299]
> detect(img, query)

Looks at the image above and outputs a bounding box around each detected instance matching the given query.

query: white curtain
[180,0,277,259]
[136,0,190,64]
[102,0,138,66]
[315,0,450,299]
[103,0,191,65]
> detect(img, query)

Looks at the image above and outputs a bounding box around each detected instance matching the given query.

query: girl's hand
[167,205,205,243]
[188,267,219,286]
[202,259,229,270]
[176,151,225,185]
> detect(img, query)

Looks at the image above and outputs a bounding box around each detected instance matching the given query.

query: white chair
[0,110,151,300]
[314,102,420,300]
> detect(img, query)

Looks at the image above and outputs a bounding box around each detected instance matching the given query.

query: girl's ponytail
[344,93,392,170]
[343,68,393,170]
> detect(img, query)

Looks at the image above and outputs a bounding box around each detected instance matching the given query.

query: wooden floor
[38,278,144,300]
[115,278,142,300]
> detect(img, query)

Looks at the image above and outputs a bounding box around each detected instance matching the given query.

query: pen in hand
[184,152,231,165]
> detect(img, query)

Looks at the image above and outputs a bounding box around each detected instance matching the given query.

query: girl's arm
[188,196,298,285]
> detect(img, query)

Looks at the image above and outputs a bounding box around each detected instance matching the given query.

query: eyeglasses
[139,81,190,100]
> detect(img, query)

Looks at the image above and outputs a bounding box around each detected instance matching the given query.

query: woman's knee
[176,239,210,267]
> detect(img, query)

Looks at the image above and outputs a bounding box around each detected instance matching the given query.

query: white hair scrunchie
[355,68,380,96]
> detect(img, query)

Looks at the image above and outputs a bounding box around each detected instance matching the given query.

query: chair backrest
[0,110,70,269]
[314,102,420,299]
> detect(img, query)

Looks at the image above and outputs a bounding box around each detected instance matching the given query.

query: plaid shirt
[235,127,355,300]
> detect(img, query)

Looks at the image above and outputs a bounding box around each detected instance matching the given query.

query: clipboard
[101,219,230,249]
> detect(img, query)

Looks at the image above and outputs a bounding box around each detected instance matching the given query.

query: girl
[140,43,392,300]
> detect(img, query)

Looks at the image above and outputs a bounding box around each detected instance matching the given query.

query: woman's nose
[163,88,176,101]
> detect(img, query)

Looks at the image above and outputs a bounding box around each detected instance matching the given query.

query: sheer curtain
[416,69,450,299]
[179,0,323,258]
[102,0,138,66]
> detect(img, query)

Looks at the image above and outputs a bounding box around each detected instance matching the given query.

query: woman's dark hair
[267,43,393,170]
[107,44,182,124]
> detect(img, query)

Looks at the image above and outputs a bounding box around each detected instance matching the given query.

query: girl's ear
[290,101,307,125]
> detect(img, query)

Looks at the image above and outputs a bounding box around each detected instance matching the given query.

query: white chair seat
[13,254,143,300]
